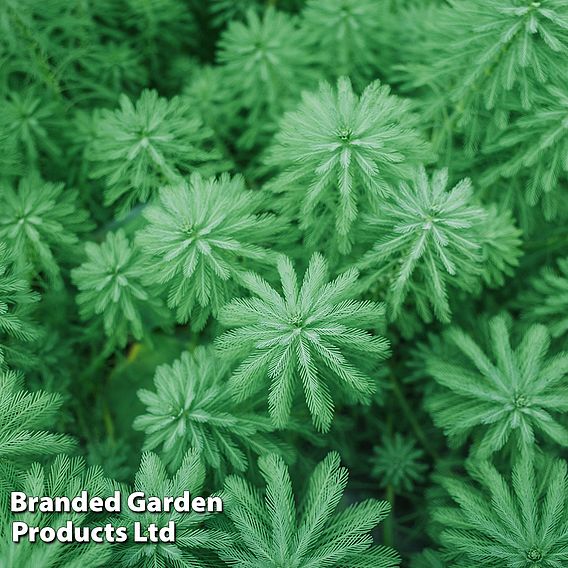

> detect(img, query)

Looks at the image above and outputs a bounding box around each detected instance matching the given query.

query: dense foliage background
[1,0,568,566]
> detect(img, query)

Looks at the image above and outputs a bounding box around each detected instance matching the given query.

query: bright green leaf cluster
[137,173,283,328]
[0,455,112,568]
[434,455,568,568]
[1,2,567,566]
[425,315,568,457]
[134,347,291,477]
[400,0,568,153]
[72,230,165,349]
[0,174,92,284]
[268,77,432,253]
[90,89,225,213]
[216,253,390,432]
[359,168,522,322]
[111,450,229,568]
[218,452,400,567]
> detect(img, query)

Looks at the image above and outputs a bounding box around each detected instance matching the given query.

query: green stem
[383,392,395,547]
[384,484,395,548]
[70,397,93,444]
[80,348,110,384]
[390,373,439,461]
[71,347,112,443]
[524,230,568,251]
[102,399,115,443]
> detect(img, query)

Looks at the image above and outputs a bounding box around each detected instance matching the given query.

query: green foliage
[426,315,568,458]
[521,257,568,338]
[0,0,104,97]
[267,77,432,253]
[0,174,92,284]
[217,452,400,567]
[71,42,148,105]
[0,242,39,368]
[359,167,521,323]
[1,1,568,566]
[125,0,195,52]
[1,89,61,165]
[302,0,383,85]
[210,0,305,26]
[478,205,523,288]
[89,89,224,213]
[401,0,568,154]
[218,8,313,131]
[433,454,568,567]
[111,450,229,568]
[410,549,446,568]
[0,455,112,568]
[134,347,290,476]
[0,131,20,179]
[372,434,427,493]
[0,369,74,469]
[182,66,233,139]
[72,230,164,349]
[484,82,568,218]
[216,253,390,432]
[137,172,282,328]
[210,1,263,26]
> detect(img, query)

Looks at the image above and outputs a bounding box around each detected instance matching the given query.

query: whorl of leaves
[216,252,390,432]
[400,0,568,152]
[359,167,521,323]
[217,452,400,567]
[521,256,568,338]
[267,77,432,253]
[434,455,568,568]
[134,347,291,477]
[137,172,283,328]
[425,315,568,458]
[111,450,229,568]
[372,434,427,493]
[218,8,313,121]
[484,82,568,218]
[0,174,92,284]
[302,0,384,85]
[1,89,61,165]
[72,230,164,349]
[89,89,224,213]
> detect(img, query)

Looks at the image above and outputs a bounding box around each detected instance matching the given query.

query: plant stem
[383,392,396,547]
[384,483,395,547]
[390,373,439,461]
[102,399,115,443]
[81,348,110,384]
[525,230,568,251]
